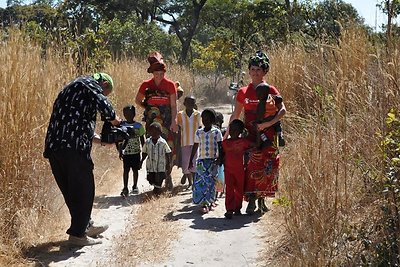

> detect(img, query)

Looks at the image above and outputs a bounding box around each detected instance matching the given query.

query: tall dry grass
[1,24,399,266]
[0,29,195,265]
[267,27,400,265]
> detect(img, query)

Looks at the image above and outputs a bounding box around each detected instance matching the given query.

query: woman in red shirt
[225,50,287,214]
[135,51,178,190]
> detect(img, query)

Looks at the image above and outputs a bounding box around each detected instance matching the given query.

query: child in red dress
[221,119,253,219]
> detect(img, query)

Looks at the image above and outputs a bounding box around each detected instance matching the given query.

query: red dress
[222,138,252,211]
[236,82,281,197]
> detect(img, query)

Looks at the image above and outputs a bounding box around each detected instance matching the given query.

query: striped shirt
[142,136,172,172]
[177,109,201,146]
[194,126,223,159]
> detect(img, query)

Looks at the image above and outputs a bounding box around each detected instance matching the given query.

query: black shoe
[120,188,128,197]
[224,211,233,219]
[234,209,242,216]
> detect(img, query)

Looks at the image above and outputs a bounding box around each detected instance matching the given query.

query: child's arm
[216,141,223,165]
[188,143,199,169]
[219,141,225,166]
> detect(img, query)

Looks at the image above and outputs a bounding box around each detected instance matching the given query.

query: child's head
[183,96,196,111]
[201,108,216,128]
[123,105,136,121]
[148,122,162,139]
[215,112,224,128]
[255,83,270,101]
[229,119,245,139]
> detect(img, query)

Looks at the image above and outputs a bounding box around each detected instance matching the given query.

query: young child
[119,105,146,197]
[255,83,285,148]
[221,119,253,219]
[141,122,172,196]
[215,112,226,198]
[189,109,223,214]
[177,96,201,189]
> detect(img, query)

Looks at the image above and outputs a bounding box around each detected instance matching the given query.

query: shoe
[224,211,233,219]
[246,198,256,214]
[180,175,187,185]
[132,187,139,194]
[86,224,109,237]
[68,235,102,246]
[201,206,209,214]
[234,209,242,216]
[120,188,129,197]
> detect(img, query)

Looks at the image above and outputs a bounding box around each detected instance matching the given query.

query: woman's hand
[257,120,273,131]
[170,121,178,133]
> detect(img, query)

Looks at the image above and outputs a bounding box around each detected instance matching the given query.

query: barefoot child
[189,109,222,213]
[221,119,253,219]
[177,96,201,189]
[141,122,172,196]
[119,105,146,197]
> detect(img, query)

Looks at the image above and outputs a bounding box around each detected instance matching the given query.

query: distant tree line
[1,0,398,75]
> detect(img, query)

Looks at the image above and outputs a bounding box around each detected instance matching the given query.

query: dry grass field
[0,26,399,265]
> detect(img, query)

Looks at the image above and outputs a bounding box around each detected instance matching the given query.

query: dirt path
[26,104,285,267]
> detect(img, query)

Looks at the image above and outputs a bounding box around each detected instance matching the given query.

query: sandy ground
[25,104,285,267]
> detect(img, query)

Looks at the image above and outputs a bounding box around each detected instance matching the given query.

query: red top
[236,83,280,140]
[222,138,253,172]
[139,78,177,105]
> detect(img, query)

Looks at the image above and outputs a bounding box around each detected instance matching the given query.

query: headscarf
[147,51,166,73]
[93,72,114,90]
[248,50,270,71]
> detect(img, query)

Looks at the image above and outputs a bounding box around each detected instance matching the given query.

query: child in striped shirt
[177,96,201,189]
[141,122,172,196]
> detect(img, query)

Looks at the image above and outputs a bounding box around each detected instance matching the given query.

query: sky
[0,0,395,32]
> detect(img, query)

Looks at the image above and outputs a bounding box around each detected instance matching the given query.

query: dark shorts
[147,172,166,187]
[123,153,141,170]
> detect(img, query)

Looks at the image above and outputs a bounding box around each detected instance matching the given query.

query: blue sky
[0,0,394,31]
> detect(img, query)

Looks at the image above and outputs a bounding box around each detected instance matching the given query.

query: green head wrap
[93,72,114,91]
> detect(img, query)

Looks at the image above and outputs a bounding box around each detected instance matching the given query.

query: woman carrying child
[189,109,223,214]
[225,50,286,214]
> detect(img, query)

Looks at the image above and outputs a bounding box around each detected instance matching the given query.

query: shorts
[147,172,166,188]
[123,153,141,170]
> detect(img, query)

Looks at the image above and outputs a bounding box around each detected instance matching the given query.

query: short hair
[149,121,162,132]
[201,108,216,123]
[215,112,224,123]
[123,104,136,114]
[229,119,245,133]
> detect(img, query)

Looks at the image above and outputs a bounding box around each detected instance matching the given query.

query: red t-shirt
[236,83,280,141]
[222,138,253,172]
[139,77,177,105]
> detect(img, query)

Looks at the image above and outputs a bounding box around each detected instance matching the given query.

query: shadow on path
[164,204,262,232]
[23,240,83,266]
